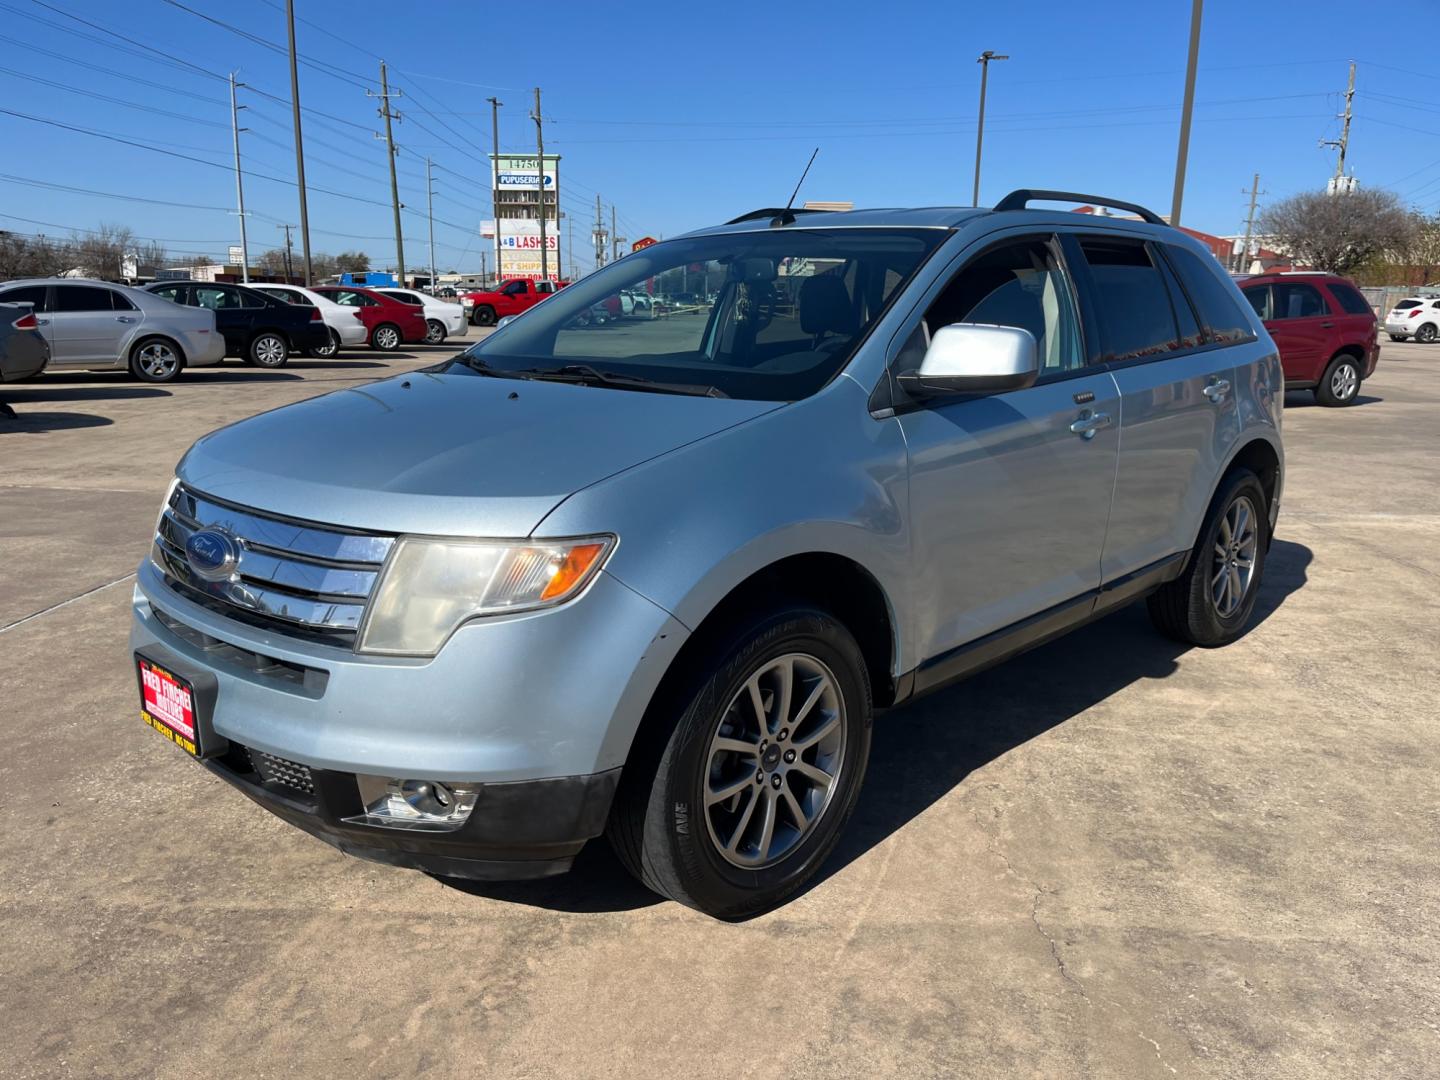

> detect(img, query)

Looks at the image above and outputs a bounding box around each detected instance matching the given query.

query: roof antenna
[773,147,820,227]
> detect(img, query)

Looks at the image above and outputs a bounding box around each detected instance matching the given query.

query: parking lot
[1,337,1437,1078]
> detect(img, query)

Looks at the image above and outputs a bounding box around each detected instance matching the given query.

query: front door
[49,285,132,366]
[191,285,248,355]
[895,234,1119,661]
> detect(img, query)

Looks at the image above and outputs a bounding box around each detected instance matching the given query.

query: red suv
[1238,272,1378,407]
[311,286,428,351]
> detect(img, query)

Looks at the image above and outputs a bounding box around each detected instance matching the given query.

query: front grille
[152,606,328,696]
[249,748,316,796]
[152,483,394,647]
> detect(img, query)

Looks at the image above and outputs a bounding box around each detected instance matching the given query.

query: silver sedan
[0,278,224,382]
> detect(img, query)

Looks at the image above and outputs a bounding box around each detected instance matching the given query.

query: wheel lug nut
[771,775,782,789]
[783,749,795,763]
[756,771,764,783]
[778,729,788,741]
[759,740,768,752]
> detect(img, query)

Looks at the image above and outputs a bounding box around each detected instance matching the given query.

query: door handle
[1203,378,1231,403]
[1069,410,1113,440]
[1321,321,1334,328]
[115,316,138,323]
[36,317,49,325]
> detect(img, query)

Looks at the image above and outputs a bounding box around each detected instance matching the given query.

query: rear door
[1246,280,1331,385]
[50,285,132,366]
[1066,233,1241,582]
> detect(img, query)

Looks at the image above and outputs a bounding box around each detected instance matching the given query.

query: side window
[234,288,269,309]
[2,285,49,312]
[1242,285,1270,321]
[1076,238,1181,362]
[193,287,239,310]
[150,286,187,305]
[110,290,137,311]
[1326,282,1374,317]
[504,280,529,295]
[1165,245,1256,345]
[1271,283,1328,320]
[920,236,1084,374]
[53,286,119,313]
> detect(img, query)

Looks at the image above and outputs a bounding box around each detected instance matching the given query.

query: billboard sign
[631,236,658,253]
[489,154,559,191]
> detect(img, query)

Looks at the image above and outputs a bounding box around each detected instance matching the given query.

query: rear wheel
[1417,323,1438,344]
[1315,353,1361,406]
[248,332,289,368]
[307,330,340,358]
[371,323,402,351]
[608,606,872,919]
[1148,468,1269,647]
[424,319,446,345]
[128,337,183,383]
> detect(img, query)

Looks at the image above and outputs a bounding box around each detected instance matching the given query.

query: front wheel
[424,319,446,345]
[248,332,289,368]
[609,606,872,919]
[1147,468,1269,647]
[1315,353,1361,406]
[371,323,402,351]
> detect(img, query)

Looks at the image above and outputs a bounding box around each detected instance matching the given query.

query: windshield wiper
[451,353,527,380]
[521,364,729,398]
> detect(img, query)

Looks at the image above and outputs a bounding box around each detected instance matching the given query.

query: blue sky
[3,0,1439,276]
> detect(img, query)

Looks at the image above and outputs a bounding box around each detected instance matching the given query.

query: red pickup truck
[461,278,568,326]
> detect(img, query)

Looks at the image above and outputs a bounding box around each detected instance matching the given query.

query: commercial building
[484,153,561,281]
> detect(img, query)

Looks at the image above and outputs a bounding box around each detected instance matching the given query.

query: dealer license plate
[136,655,201,756]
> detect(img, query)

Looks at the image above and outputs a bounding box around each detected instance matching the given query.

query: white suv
[1384,296,1440,343]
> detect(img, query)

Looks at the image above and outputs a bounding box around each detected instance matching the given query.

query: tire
[307,330,340,359]
[1417,323,1438,344]
[248,332,289,368]
[1147,468,1269,647]
[1315,353,1361,406]
[128,337,184,383]
[1388,334,1407,342]
[424,319,446,345]
[371,323,402,351]
[608,605,872,919]
[472,305,496,327]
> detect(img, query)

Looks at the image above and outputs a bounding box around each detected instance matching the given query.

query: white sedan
[249,283,368,356]
[373,288,468,344]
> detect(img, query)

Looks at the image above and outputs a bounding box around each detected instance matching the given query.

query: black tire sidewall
[128,338,182,383]
[1419,324,1438,344]
[1317,355,1360,406]
[308,330,339,358]
[372,324,401,351]
[640,607,872,918]
[475,307,496,326]
[1183,470,1269,644]
[425,319,445,344]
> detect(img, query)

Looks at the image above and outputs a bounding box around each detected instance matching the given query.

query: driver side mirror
[903,323,1039,396]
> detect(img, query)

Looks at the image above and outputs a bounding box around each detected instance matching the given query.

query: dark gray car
[0,301,50,418]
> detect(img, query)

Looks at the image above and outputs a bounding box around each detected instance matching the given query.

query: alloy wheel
[702,653,846,869]
[137,342,178,379]
[375,326,400,350]
[1330,361,1359,401]
[313,332,339,358]
[1211,495,1259,618]
[253,335,286,367]
[425,320,445,344]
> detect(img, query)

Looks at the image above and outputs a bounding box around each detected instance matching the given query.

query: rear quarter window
[1327,282,1375,317]
[1077,238,1183,362]
[1164,245,1257,345]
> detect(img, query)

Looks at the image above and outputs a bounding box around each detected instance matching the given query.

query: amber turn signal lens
[540,542,607,601]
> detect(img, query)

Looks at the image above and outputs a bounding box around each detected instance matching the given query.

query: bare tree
[1406,212,1440,284]
[334,250,371,273]
[0,232,77,279]
[256,248,290,274]
[71,222,136,279]
[1259,188,1415,275]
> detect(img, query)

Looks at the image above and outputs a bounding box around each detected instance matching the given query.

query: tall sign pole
[487,96,503,284]
[1170,0,1204,226]
[426,156,437,292]
[228,72,250,283]
[284,0,313,285]
[532,87,548,282]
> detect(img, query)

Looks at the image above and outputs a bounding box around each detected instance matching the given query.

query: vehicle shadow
[439,539,1313,916]
[0,410,115,433]
[2,385,171,404]
[1283,391,1382,408]
[288,360,388,369]
[182,370,304,383]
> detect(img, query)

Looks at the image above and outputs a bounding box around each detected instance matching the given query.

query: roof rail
[724,206,834,226]
[993,189,1167,227]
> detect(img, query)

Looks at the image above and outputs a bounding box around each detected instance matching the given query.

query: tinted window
[1327,282,1374,316]
[150,285,188,305]
[320,289,376,307]
[1,286,48,312]
[1271,283,1328,320]
[922,236,1084,374]
[503,281,529,295]
[110,290,137,311]
[53,286,119,313]
[1242,286,1270,320]
[1394,299,1421,310]
[1165,245,1255,345]
[193,287,241,310]
[1078,238,1181,361]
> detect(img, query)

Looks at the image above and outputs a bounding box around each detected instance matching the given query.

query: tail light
[11,310,38,330]
[353,311,365,321]
[1410,311,1421,319]
[310,307,323,321]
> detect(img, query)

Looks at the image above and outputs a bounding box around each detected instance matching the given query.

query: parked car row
[0,277,467,384]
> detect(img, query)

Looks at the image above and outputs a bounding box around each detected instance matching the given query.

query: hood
[178,369,780,537]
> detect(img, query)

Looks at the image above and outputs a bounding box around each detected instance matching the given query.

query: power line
[12,0,225,82]
[0,65,228,128]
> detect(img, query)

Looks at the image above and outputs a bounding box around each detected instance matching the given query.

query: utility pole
[1320,60,1356,186]
[487,96,503,283]
[284,0,313,284]
[1170,0,1204,226]
[277,224,295,282]
[567,213,574,280]
[611,206,621,264]
[479,249,487,287]
[371,62,405,283]
[228,72,250,283]
[593,195,606,271]
[532,87,548,282]
[1237,173,1264,274]
[972,50,1008,207]
[425,156,437,292]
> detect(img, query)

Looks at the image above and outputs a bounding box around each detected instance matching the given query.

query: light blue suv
[130,191,1283,917]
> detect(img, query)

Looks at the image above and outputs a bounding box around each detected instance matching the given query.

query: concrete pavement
[1,338,1437,1078]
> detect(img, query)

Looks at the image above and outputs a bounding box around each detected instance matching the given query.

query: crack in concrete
[0,572,135,634]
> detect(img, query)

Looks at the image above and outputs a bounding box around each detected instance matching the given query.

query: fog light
[344,775,480,831]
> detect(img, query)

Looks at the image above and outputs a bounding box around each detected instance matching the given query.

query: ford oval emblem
[184,528,240,582]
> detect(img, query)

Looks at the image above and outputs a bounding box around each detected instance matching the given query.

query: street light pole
[228,72,250,283]
[487,96,503,284]
[532,86,547,283]
[1170,0,1204,226]
[972,50,1008,208]
[284,0,313,285]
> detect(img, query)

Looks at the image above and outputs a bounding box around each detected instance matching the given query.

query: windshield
[453,228,944,402]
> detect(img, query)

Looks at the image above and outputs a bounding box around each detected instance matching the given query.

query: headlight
[357,535,614,656]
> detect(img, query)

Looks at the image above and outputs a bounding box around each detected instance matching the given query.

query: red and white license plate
[137,655,201,756]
